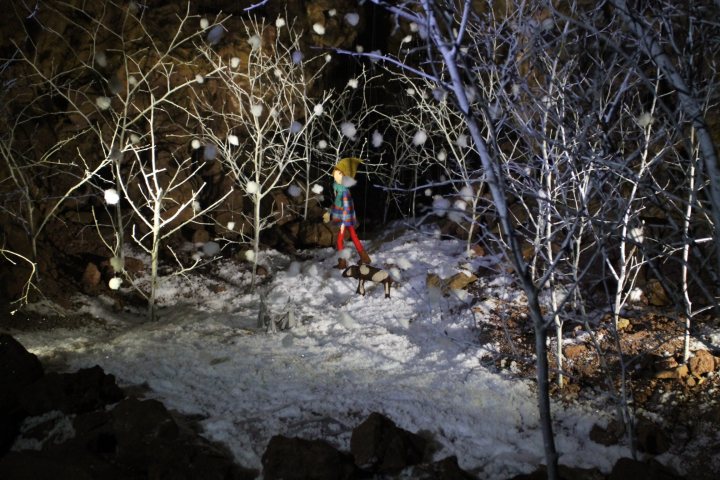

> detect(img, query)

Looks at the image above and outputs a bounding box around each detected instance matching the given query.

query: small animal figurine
[342,264,392,298]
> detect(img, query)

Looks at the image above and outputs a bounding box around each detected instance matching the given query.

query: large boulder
[109,397,254,479]
[688,349,716,377]
[589,419,625,447]
[635,417,670,455]
[108,397,181,467]
[0,452,101,480]
[350,412,427,473]
[608,457,683,480]
[404,455,476,480]
[0,333,44,398]
[261,435,357,480]
[508,464,605,480]
[0,335,255,479]
[0,333,44,455]
[2,396,255,480]
[16,365,124,416]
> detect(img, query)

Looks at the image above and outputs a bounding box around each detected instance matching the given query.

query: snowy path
[12,230,634,478]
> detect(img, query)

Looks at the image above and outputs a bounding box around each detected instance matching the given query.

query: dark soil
[471,285,720,480]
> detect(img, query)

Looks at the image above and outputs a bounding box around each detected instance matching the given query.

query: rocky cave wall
[0,0,379,306]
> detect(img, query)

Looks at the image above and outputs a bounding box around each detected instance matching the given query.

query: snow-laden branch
[363,2,560,475]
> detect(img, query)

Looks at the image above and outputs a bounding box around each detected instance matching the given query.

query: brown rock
[653,370,674,379]
[688,349,716,376]
[123,257,145,275]
[426,273,443,290]
[16,365,124,416]
[510,464,606,480]
[635,418,670,455]
[609,457,682,480]
[110,398,180,466]
[406,456,476,479]
[676,362,689,378]
[350,412,427,473]
[427,271,477,296]
[521,243,535,261]
[653,355,678,371]
[564,344,588,361]
[645,279,670,306]
[653,364,688,379]
[589,419,625,446]
[192,229,211,245]
[217,181,245,210]
[1,393,256,480]
[446,271,478,291]
[81,263,102,292]
[0,255,34,299]
[214,212,252,240]
[270,191,295,226]
[298,222,335,247]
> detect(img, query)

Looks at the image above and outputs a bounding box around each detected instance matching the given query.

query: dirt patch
[0,309,106,333]
[472,289,720,479]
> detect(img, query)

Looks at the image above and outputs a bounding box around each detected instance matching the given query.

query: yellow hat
[334,157,363,179]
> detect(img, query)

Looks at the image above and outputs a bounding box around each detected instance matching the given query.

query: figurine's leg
[348,226,371,264]
[336,227,344,251]
[336,227,347,269]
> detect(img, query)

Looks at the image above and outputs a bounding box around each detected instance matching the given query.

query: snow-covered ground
[10,228,670,478]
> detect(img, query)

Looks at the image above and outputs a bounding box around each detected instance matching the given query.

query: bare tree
[0,247,36,313]
[195,16,332,288]
[598,0,720,369]
[360,1,562,475]
[608,0,720,285]
[361,0,720,476]
[2,1,235,315]
[1,30,118,302]
[117,100,231,320]
[377,71,486,246]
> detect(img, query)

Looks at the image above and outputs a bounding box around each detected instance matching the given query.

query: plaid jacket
[331,184,358,227]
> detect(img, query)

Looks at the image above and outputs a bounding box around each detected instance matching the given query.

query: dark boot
[336,258,348,269]
[358,250,371,265]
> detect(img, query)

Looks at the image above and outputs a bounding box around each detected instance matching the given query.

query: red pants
[337,226,365,253]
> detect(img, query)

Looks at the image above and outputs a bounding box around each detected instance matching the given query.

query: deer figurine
[342,264,392,299]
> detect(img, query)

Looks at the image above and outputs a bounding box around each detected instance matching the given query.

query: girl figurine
[327,157,371,269]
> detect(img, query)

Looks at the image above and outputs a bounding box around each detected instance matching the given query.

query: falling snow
[340,121,357,139]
